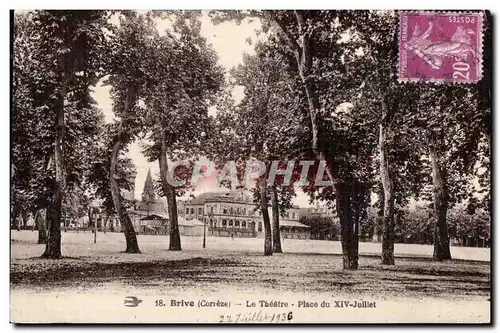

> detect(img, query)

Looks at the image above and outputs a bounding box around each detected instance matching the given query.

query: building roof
[185,190,300,209]
[140,214,168,221]
[299,206,336,217]
[184,192,224,205]
[280,220,311,228]
[178,216,205,226]
[186,191,249,205]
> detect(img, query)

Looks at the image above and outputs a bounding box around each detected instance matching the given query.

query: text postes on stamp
[398,11,484,83]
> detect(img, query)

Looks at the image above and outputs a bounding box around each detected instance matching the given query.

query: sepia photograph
[9,8,492,324]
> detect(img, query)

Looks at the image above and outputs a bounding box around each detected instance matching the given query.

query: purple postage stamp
[398,11,484,83]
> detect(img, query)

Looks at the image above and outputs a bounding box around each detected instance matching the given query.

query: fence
[209,227,257,238]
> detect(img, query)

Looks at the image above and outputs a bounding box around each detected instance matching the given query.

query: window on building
[235,220,240,227]
[186,208,189,215]
[209,219,213,228]
[242,221,246,228]
[210,206,214,214]
[243,208,246,215]
[258,222,262,232]
[237,207,240,214]
[230,207,234,214]
[190,208,194,214]
[228,220,233,227]
[292,212,296,219]
[223,206,227,214]
[198,207,203,215]
[222,220,227,228]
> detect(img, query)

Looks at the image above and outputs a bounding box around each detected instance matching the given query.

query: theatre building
[183,190,310,239]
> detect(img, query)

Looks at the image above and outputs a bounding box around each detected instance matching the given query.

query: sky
[90,12,315,207]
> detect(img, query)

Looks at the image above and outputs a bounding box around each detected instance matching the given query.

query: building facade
[183,191,309,239]
[99,174,310,239]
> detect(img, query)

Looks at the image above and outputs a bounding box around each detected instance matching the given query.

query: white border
[2,1,498,333]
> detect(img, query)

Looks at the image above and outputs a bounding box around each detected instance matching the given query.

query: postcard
[10,9,491,324]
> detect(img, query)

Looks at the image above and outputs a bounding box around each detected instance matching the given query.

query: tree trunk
[36,209,48,244]
[428,134,452,261]
[93,210,97,244]
[374,185,384,243]
[271,185,282,253]
[11,200,20,230]
[103,216,108,234]
[42,91,65,259]
[32,210,36,232]
[294,14,359,267]
[110,135,141,253]
[379,121,395,265]
[290,11,319,156]
[88,208,93,231]
[284,12,361,265]
[159,131,181,251]
[21,210,28,230]
[335,182,358,269]
[260,178,273,256]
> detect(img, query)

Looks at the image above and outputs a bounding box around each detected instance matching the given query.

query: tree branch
[266,11,300,53]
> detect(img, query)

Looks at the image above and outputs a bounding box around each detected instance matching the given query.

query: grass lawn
[10,230,491,323]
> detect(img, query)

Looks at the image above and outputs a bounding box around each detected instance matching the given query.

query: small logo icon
[124,296,143,307]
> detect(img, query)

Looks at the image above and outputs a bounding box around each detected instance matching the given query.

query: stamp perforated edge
[396,10,485,85]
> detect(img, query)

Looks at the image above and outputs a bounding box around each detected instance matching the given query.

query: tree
[12,11,109,257]
[105,12,160,253]
[35,209,48,243]
[270,181,296,253]
[394,206,434,245]
[300,215,339,240]
[87,125,137,232]
[212,10,384,269]
[270,186,281,252]
[210,11,337,162]
[477,11,492,217]
[44,11,108,258]
[448,206,490,247]
[413,84,484,260]
[259,178,273,255]
[343,11,427,265]
[226,39,304,256]
[140,11,224,251]
[12,11,55,244]
[62,185,91,228]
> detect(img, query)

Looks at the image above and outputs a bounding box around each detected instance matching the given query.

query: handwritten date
[219,311,293,323]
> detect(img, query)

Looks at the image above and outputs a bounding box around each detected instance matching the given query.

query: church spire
[142,168,156,204]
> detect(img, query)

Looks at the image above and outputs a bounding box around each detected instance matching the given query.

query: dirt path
[10,231,491,323]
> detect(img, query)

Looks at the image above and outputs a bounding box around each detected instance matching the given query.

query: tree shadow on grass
[10,257,243,286]
[10,253,491,300]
